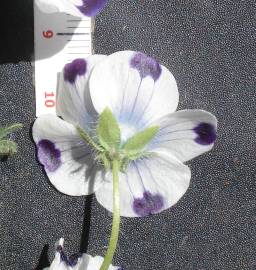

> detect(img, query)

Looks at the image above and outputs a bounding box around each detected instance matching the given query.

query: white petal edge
[33,115,104,196]
[95,150,191,217]
[57,55,107,130]
[147,109,217,162]
[89,51,179,139]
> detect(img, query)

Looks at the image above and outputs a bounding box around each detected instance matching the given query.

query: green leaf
[122,126,159,157]
[97,108,121,151]
[0,140,18,156]
[0,123,23,140]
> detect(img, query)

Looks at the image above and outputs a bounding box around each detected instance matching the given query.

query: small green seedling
[0,123,23,159]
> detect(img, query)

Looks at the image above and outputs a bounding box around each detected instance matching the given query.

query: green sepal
[125,151,146,161]
[77,126,103,152]
[97,108,121,151]
[0,123,23,140]
[98,152,111,170]
[120,158,130,172]
[122,126,159,157]
[0,140,18,156]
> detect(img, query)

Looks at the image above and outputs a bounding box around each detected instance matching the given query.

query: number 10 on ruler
[45,92,55,108]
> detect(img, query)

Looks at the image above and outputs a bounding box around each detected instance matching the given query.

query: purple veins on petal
[77,0,108,17]
[130,52,162,81]
[64,59,87,83]
[37,139,61,172]
[133,191,164,217]
[194,122,216,145]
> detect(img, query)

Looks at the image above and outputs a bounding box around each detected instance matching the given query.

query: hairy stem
[100,159,120,270]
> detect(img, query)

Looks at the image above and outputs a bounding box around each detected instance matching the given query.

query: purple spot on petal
[56,245,63,252]
[77,0,108,17]
[67,253,82,267]
[58,248,82,267]
[133,191,164,217]
[60,250,68,263]
[194,122,216,145]
[64,59,87,83]
[130,52,162,81]
[37,139,61,172]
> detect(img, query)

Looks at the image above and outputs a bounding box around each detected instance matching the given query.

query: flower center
[77,108,159,172]
[119,122,138,144]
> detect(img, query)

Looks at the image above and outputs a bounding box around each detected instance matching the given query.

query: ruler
[34,3,92,116]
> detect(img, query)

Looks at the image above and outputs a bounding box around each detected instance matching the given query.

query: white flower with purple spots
[44,238,121,270]
[35,0,108,17]
[33,51,217,218]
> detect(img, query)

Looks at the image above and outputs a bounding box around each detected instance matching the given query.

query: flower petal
[35,0,108,17]
[77,0,108,17]
[147,110,217,162]
[57,55,106,130]
[81,255,122,270]
[44,238,121,270]
[89,51,179,141]
[95,151,191,217]
[33,115,104,196]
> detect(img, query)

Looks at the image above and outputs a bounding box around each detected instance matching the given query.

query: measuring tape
[34,3,92,116]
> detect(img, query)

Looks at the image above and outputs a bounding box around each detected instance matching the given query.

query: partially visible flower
[43,238,121,270]
[33,51,217,217]
[35,0,108,17]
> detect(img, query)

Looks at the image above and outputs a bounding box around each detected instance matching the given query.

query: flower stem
[100,159,120,270]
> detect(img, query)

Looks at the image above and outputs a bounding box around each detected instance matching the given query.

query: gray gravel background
[0,0,256,269]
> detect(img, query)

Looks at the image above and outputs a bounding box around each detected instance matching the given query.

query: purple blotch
[130,52,162,81]
[133,191,164,217]
[58,246,82,267]
[56,245,63,252]
[64,59,87,83]
[66,253,82,267]
[60,250,68,263]
[194,122,216,145]
[77,0,108,17]
[37,139,61,172]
